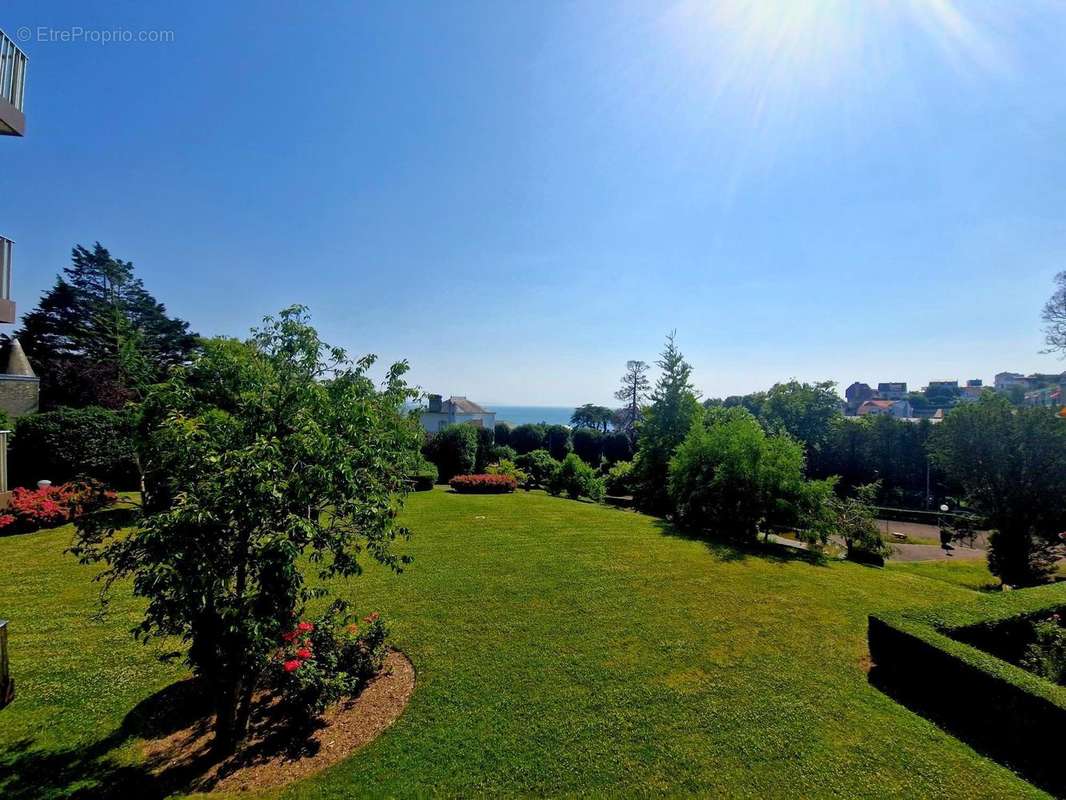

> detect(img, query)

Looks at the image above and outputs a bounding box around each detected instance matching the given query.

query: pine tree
[632,333,700,513]
[15,243,198,409]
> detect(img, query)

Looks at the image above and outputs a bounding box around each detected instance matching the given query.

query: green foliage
[489,444,517,463]
[1021,616,1066,685]
[269,604,389,723]
[474,426,496,472]
[572,427,603,467]
[633,333,700,513]
[15,243,199,410]
[602,430,633,463]
[545,424,571,461]
[604,459,634,497]
[486,458,528,485]
[759,380,842,455]
[70,307,422,751]
[549,453,605,501]
[667,406,815,542]
[409,456,439,491]
[510,423,547,454]
[426,423,479,482]
[570,403,613,432]
[930,393,1066,586]
[494,422,512,448]
[823,481,891,563]
[12,406,140,489]
[515,449,560,488]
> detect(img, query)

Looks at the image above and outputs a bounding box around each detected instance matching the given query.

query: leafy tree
[570,404,613,432]
[514,449,559,488]
[632,333,699,513]
[822,481,891,563]
[16,243,199,409]
[549,453,605,501]
[1042,270,1066,355]
[71,307,422,752]
[572,427,603,466]
[929,394,1066,586]
[426,423,479,481]
[614,360,650,444]
[545,424,571,461]
[667,406,826,544]
[759,380,842,456]
[510,423,546,455]
[604,459,634,497]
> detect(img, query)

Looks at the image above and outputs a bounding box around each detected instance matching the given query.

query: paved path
[887,542,986,562]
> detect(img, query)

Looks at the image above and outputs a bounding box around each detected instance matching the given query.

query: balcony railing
[0,237,13,323]
[0,29,27,136]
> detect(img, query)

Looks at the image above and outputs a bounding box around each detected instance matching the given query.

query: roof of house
[445,396,490,414]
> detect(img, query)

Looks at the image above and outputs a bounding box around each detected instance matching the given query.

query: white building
[857,399,913,418]
[418,395,496,434]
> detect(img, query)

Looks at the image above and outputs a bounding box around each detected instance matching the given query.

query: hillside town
[844,371,1066,420]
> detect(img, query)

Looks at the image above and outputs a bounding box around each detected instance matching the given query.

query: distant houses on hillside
[845,370,1066,419]
[418,394,496,434]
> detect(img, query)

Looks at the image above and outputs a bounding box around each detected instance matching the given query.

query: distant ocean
[488,405,574,427]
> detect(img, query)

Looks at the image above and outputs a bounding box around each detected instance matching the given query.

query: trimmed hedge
[449,474,517,494]
[11,407,139,490]
[868,583,1066,794]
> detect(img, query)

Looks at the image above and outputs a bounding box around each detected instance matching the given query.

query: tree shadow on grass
[0,678,328,799]
[652,517,833,567]
[867,666,1062,797]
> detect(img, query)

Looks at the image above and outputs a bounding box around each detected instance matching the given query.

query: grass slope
[0,487,1048,799]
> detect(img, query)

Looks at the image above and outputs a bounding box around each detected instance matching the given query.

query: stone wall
[0,375,39,418]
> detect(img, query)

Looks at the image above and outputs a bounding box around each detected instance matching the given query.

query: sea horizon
[483,405,575,427]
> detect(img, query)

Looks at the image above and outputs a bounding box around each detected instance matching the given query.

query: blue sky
[3,1,1065,406]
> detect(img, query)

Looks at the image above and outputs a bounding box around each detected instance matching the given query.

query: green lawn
[0,487,1047,798]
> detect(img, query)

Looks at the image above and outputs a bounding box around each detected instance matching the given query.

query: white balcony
[0,29,27,136]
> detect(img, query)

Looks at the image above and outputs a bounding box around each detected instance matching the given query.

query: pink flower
[282,659,301,673]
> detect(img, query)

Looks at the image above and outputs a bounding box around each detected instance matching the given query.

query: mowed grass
[0,487,1048,799]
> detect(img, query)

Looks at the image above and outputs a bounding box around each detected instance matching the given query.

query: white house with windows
[418,395,496,434]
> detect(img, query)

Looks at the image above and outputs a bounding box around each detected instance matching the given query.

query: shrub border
[868,583,1066,793]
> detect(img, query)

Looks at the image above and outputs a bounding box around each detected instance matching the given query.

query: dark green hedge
[11,407,140,491]
[868,583,1066,794]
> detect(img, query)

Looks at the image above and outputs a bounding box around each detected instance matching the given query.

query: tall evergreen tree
[15,243,199,409]
[632,333,700,514]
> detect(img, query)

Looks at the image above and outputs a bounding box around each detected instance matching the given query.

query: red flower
[297,621,314,633]
[296,647,312,659]
[281,630,298,642]
[282,659,301,673]
[364,611,380,623]
[0,514,15,528]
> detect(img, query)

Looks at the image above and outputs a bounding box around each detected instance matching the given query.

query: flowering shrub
[268,603,390,722]
[486,459,528,485]
[1,480,116,534]
[449,473,518,494]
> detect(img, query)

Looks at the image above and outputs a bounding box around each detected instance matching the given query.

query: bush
[604,460,634,497]
[12,407,139,490]
[510,423,546,455]
[449,474,518,494]
[0,479,117,535]
[268,603,389,724]
[409,457,438,491]
[515,449,560,488]
[667,406,812,542]
[425,423,479,482]
[572,428,603,467]
[489,444,517,463]
[548,453,604,501]
[1022,615,1066,685]
[823,481,891,564]
[487,459,528,485]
